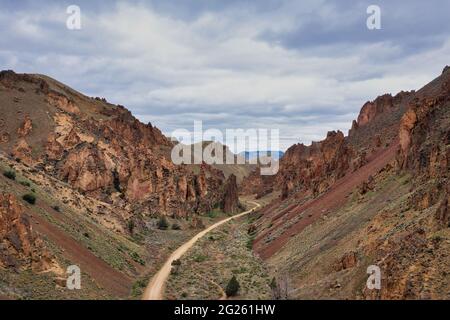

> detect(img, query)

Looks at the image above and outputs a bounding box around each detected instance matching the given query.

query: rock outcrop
[221,174,239,214]
[242,130,354,199]
[333,251,358,272]
[0,193,54,272]
[0,70,229,218]
[17,115,32,137]
[245,67,450,300]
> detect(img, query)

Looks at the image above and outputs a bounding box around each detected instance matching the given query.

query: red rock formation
[45,133,64,161]
[12,138,33,165]
[274,130,353,198]
[241,131,356,199]
[357,94,395,127]
[47,91,80,114]
[333,251,358,271]
[17,115,32,137]
[63,127,81,149]
[0,193,53,271]
[58,144,114,192]
[0,70,229,218]
[221,174,239,214]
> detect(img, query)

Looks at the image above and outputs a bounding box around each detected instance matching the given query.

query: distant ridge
[239,151,284,161]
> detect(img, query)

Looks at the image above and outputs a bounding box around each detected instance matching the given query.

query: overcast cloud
[1,0,449,150]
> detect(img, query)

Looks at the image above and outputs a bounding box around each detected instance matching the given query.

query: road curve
[142,200,261,300]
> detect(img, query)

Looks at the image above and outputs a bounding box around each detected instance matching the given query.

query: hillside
[244,66,450,299]
[0,70,242,299]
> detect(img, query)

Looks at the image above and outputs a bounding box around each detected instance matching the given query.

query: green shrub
[225,275,240,297]
[171,223,181,230]
[131,279,147,297]
[19,180,31,187]
[171,259,181,266]
[3,170,16,180]
[52,205,61,212]
[157,216,169,230]
[207,210,218,218]
[22,193,36,205]
[127,219,135,234]
[246,236,254,250]
[193,254,207,263]
[130,251,145,266]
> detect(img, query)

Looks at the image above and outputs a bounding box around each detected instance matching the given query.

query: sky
[1,0,449,151]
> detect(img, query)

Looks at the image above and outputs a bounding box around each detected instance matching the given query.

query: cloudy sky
[1,0,449,151]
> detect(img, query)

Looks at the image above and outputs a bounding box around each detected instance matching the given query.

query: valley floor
[164,199,272,300]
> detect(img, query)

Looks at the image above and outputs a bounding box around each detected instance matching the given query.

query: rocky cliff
[0,70,229,218]
[221,174,240,214]
[0,193,55,272]
[247,66,450,300]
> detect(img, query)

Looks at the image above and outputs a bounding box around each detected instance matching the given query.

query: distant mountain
[239,151,284,161]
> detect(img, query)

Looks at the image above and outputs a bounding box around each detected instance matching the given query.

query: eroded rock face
[12,138,33,165]
[363,229,438,300]
[47,91,80,114]
[396,83,450,178]
[17,115,32,137]
[0,71,228,218]
[333,251,358,272]
[275,131,353,198]
[0,193,54,271]
[221,174,239,214]
[435,187,450,229]
[58,144,114,193]
[357,94,395,127]
[241,131,354,199]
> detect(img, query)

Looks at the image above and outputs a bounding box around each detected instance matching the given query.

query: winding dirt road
[142,200,261,300]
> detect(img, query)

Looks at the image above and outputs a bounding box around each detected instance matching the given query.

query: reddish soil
[30,214,132,297]
[254,141,399,260]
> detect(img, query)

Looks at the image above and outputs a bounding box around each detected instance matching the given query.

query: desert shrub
[171,259,181,266]
[52,205,61,212]
[19,180,31,187]
[127,219,135,234]
[131,279,147,297]
[22,193,36,205]
[130,251,145,265]
[3,170,16,180]
[207,210,218,218]
[171,223,181,230]
[225,275,240,297]
[157,216,169,230]
[246,236,254,250]
[193,254,207,263]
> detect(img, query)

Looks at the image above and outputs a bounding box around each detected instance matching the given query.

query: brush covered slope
[0,70,240,299]
[244,66,450,299]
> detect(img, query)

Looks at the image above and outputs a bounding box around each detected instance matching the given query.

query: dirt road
[142,200,261,300]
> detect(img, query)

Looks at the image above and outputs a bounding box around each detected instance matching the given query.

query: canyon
[0,67,449,299]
